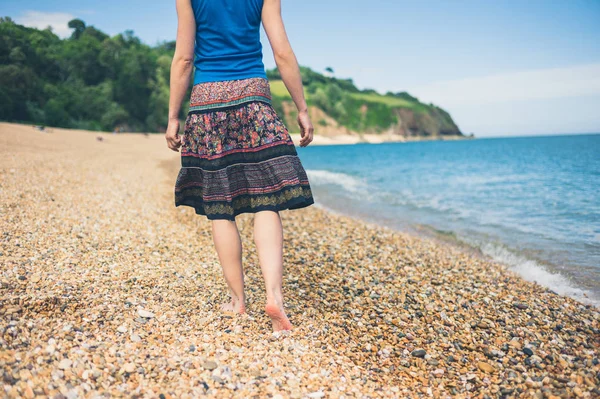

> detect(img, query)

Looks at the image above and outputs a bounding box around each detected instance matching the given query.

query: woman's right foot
[220,300,246,314]
[265,303,292,332]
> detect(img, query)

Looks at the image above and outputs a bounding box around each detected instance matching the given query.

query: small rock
[203,361,218,371]
[307,392,325,398]
[137,309,155,318]
[23,385,34,399]
[530,355,543,364]
[30,274,42,283]
[123,363,136,373]
[130,334,141,342]
[523,347,534,356]
[250,368,262,377]
[117,325,128,333]
[411,349,426,358]
[58,358,72,370]
[477,361,495,373]
[525,378,535,388]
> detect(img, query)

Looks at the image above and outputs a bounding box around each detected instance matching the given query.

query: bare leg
[253,211,292,331]
[211,219,245,314]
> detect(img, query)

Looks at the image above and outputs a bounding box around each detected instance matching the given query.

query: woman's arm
[262,0,313,147]
[166,0,196,152]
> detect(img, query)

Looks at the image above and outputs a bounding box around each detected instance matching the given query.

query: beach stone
[117,325,127,333]
[411,349,426,358]
[508,340,521,349]
[477,361,495,373]
[202,361,218,371]
[123,363,136,373]
[137,309,155,318]
[530,355,543,364]
[58,359,72,370]
[130,334,141,342]
[523,347,534,356]
[307,392,325,398]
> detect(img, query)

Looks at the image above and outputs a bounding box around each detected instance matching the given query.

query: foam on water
[458,236,600,307]
[305,169,364,193]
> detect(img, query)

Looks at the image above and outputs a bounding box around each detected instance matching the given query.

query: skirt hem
[175,195,314,221]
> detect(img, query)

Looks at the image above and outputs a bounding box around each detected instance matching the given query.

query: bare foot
[265,304,292,332]
[220,300,246,314]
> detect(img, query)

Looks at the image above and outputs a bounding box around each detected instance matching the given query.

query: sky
[4,0,600,137]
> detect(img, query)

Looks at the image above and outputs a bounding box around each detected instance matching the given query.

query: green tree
[68,19,86,40]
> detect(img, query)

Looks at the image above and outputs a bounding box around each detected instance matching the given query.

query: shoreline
[12,121,471,146]
[289,132,471,146]
[1,122,598,397]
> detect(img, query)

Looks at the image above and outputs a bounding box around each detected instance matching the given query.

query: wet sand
[1,122,598,398]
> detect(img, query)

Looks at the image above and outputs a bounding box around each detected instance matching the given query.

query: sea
[296,133,600,307]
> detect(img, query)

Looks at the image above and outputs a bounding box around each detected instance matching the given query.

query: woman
[165,0,314,332]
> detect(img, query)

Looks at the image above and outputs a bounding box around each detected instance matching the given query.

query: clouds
[403,63,600,136]
[408,63,600,107]
[14,11,76,38]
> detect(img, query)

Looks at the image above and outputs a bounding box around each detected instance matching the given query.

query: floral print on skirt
[174,78,314,220]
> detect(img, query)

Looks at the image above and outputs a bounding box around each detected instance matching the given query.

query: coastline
[1,122,598,398]
[289,132,471,146]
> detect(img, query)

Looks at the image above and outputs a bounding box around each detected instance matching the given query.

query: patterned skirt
[174,77,314,220]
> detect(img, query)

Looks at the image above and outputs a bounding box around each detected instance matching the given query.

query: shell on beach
[0,122,599,398]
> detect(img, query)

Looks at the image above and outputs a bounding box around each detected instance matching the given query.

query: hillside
[267,67,463,139]
[0,17,463,139]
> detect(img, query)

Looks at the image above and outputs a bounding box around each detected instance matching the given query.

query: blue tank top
[191,0,267,84]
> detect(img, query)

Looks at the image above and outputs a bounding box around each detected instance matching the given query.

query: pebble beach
[1,122,599,398]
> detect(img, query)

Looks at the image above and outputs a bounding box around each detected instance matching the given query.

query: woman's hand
[297,110,313,147]
[165,119,182,152]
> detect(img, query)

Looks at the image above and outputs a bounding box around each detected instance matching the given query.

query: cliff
[267,67,464,139]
